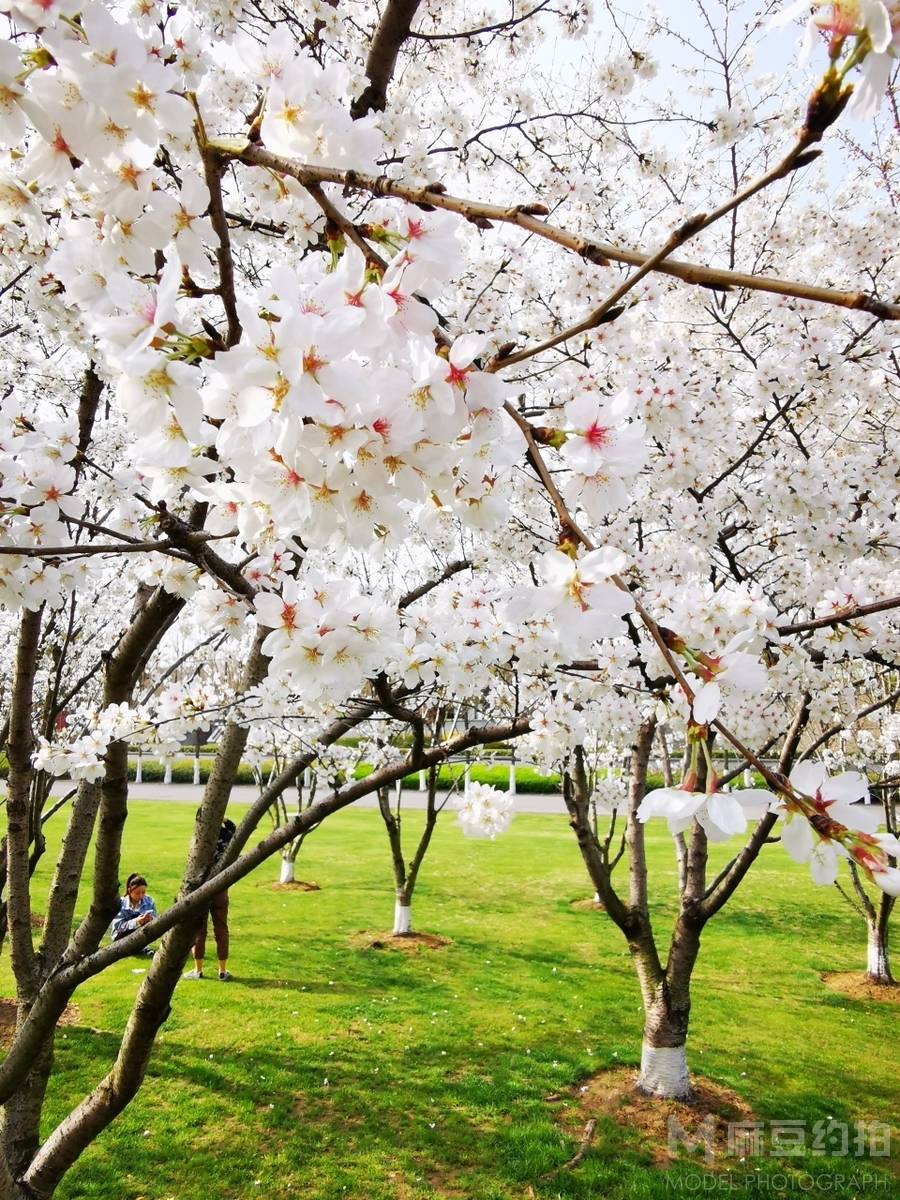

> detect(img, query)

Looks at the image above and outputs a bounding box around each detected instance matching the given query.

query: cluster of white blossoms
[552,384,648,521]
[506,547,634,658]
[30,689,214,782]
[592,774,627,816]
[453,782,515,839]
[638,762,900,894]
[0,396,86,610]
[518,700,593,773]
[0,0,896,904]
[254,571,399,703]
[0,2,526,597]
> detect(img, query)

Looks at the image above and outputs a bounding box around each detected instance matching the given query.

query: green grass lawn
[2,801,896,1200]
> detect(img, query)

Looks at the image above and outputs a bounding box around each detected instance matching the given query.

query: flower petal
[809,840,839,886]
[789,761,826,797]
[781,813,815,863]
[820,771,869,805]
[704,792,747,838]
[692,681,721,725]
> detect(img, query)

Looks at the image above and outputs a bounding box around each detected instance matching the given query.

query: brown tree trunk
[637,903,703,1099]
[638,993,691,1099]
[2,609,45,1175]
[377,783,411,933]
[0,588,183,1185]
[1,1038,53,1181]
[866,900,894,985]
[15,635,270,1198]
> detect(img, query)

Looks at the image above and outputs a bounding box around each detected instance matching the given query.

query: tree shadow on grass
[51,1016,900,1200]
[219,975,363,994]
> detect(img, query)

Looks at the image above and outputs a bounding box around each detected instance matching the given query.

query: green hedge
[351,762,562,794]
[129,757,260,785]
[123,758,567,792]
[10,751,765,795]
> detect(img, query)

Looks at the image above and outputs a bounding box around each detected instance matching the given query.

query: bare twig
[542,1118,598,1178]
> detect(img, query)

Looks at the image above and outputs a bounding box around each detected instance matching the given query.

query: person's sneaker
[183,969,203,980]
[218,970,233,982]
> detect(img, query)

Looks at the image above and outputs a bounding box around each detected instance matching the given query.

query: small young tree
[376,763,440,935]
[836,772,897,986]
[245,720,353,885]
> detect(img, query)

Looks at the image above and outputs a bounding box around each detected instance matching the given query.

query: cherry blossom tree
[0,0,898,1194]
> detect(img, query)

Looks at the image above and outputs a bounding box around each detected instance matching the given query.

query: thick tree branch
[0,714,531,1117]
[351,0,423,119]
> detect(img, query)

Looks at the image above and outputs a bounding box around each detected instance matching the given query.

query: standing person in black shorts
[184,818,236,982]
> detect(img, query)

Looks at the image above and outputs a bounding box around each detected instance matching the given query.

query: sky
[534,0,873,190]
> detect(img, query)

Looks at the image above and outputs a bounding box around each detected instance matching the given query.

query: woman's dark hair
[215,819,236,859]
[125,873,147,892]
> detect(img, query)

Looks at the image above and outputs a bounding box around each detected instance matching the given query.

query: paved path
[51,781,567,814]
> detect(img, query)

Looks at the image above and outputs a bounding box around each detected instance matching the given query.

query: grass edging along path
[3,801,895,1199]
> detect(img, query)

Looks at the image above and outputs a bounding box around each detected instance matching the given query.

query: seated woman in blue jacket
[111,873,158,951]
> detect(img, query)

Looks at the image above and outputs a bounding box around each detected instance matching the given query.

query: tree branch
[398,559,470,609]
[776,594,900,636]
[351,0,423,119]
[221,145,900,321]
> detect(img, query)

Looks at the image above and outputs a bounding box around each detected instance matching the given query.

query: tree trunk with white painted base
[268,767,313,886]
[866,911,894,985]
[377,760,440,937]
[393,893,412,935]
[637,999,691,1098]
[840,860,895,986]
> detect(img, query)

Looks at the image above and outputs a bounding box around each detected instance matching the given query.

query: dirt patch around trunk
[556,1066,755,1169]
[570,897,606,912]
[821,971,899,1004]
[0,998,80,1048]
[350,931,451,953]
[271,880,321,892]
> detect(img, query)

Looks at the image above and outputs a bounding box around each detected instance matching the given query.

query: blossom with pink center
[561,392,647,477]
[506,547,634,656]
